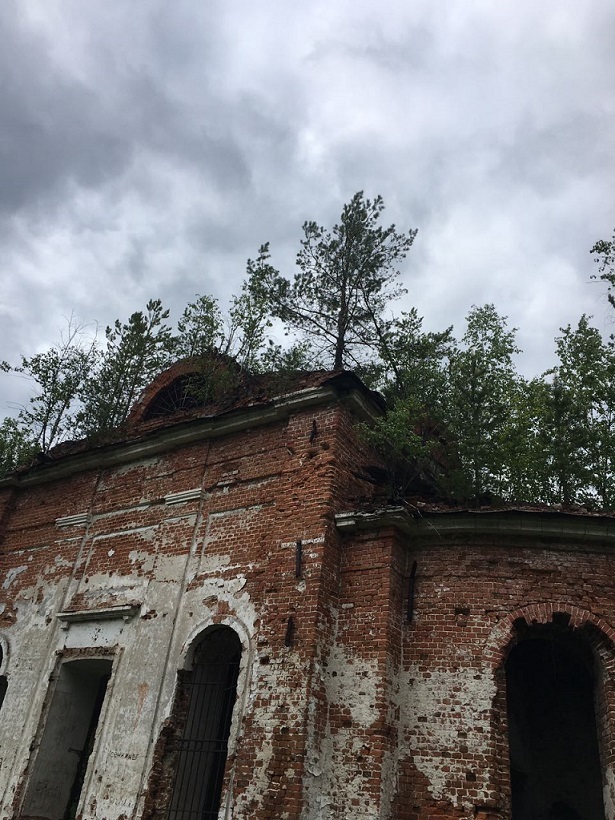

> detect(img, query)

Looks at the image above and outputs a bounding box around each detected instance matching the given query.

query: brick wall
[1,364,615,819]
[0,370,382,819]
[334,517,615,819]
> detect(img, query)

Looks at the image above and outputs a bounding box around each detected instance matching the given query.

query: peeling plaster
[128,549,156,574]
[2,566,26,590]
[200,553,231,573]
[303,638,383,820]
[326,644,379,726]
[379,658,402,819]
[110,457,161,478]
[604,766,615,820]
[401,664,497,804]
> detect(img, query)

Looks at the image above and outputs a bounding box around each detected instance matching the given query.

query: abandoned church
[1,357,615,820]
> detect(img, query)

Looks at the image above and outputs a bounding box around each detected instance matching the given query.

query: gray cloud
[0,0,614,412]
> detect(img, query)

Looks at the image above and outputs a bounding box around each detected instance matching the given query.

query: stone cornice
[1,383,381,489]
[335,506,615,545]
[57,604,140,624]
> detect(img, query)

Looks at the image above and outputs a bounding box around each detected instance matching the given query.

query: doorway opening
[21,657,112,820]
[0,642,6,710]
[166,626,242,819]
[506,627,604,819]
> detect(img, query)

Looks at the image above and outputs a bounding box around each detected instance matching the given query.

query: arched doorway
[506,626,605,819]
[166,626,242,819]
[0,644,6,711]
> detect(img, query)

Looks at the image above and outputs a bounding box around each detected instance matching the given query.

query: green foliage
[591,228,615,308]
[3,201,615,515]
[443,305,522,499]
[0,417,36,475]
[77,299,174,436]
[359,395,449,500]
[4,319,97,452]
[542,316,615,508]
[369,308,454,404]
[175,247,275,372]
[502,377,551,503]
[261,192,417,369]
[175,295,224,358]
[258,340,317,373]
[224,245,275,369]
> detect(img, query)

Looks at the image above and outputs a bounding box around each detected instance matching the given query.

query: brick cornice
[0,383,381,489]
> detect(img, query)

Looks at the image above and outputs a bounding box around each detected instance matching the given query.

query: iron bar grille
[167,629,241,819]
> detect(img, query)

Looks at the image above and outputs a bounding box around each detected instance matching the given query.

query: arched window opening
[506,630,604,819]
[0,644,6,711]
[167,627,242,819]
[21,657,112,820]
[142,376,203,419]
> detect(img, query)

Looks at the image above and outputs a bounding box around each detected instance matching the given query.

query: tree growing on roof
[540,316,615,509]
[361,305,525,503]
[258,191,417,370]
[443,304,523,500]
[0,417,36,475]
[175,246,275,371]
[76,299,174,436]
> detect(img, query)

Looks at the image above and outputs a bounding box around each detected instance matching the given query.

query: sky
[0,0,614,415]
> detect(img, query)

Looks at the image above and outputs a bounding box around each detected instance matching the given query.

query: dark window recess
[167,628,242,820]
[0,675,6,711]
[143,377,203,419]
[0,644,6,710]
[506,633,605,820]
[21,658,112,820]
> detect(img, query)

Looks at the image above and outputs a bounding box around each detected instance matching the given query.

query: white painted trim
[55,513,90,528]
[0,634,8,674]
[164,488,203,505]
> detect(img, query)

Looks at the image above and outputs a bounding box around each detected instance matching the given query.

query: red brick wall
[2,375,615,819]
[381,534,615,818]
[0,391,380,819]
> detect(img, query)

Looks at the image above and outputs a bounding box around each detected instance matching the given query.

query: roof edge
[335,506,615,545]
[1,381,382,489]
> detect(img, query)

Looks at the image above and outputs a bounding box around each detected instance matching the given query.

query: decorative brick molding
[164,488,204,505]
[483,601,615,671]
[55,512,90,528]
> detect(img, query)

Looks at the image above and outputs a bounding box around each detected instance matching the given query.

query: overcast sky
[1,0,614,414]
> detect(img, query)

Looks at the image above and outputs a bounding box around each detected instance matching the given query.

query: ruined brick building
[1,359,615,819]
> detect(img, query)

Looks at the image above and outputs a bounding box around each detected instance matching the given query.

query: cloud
[0,0,614,413]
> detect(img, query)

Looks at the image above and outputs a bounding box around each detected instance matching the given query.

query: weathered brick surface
[1,365,615,819]
[0,369,380,819]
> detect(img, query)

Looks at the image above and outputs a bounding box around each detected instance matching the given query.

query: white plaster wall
[604,765,615,820]
[303,624,385,820]
[399,664,498,812]
[0,491,268,820]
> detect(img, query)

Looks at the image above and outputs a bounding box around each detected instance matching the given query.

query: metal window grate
[167,629,241,819]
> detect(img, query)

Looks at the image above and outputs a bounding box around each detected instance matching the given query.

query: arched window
[506,628,604,819]
[167,627,242,819]
[0,643,6,710]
